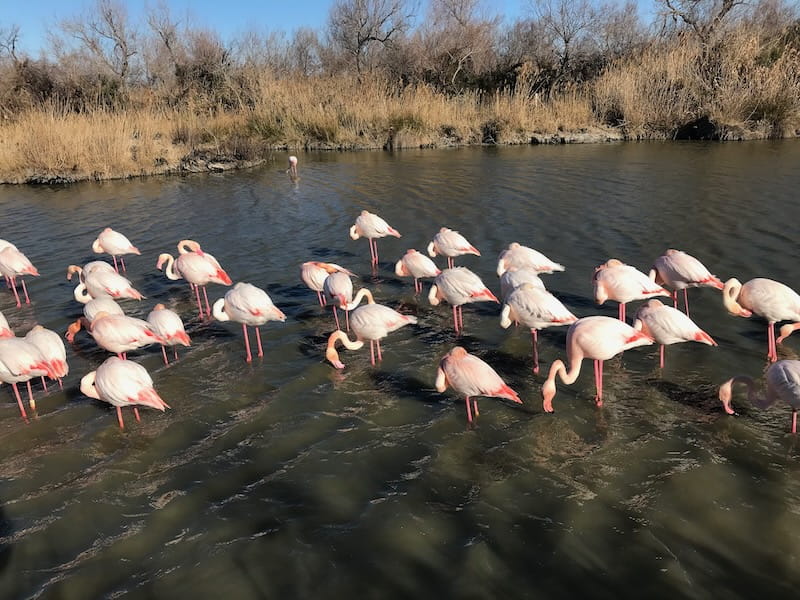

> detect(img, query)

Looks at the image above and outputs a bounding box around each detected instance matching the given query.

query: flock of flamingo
[2,181,800,433]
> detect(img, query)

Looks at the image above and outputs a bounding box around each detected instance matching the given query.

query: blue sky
[7,0,655,56]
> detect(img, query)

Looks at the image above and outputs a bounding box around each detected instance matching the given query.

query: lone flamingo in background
[435,346,522,424]
[500,283,578,373]
[325,288,417,368]
[593,258,670,322]
[147,304,191,365]
[24,325,69,391]
[80,357,169,429]
[350,210,401,266]
[68,311,163,359]
[427,227,480,268]
[301,261,355,306]
[499,266,546,302]
[633,299,717,369]
[395,249,441,294]
[650,249,724,316]
[719,359,800,434]
[287,155,298,177]
[323,271,354,331]
[92,227,140,273]
[213,282,286,362]
[542,315,654,412]
[496,242,565,276]
[0,337,56,418]
[428,267,498,334]
[157,249,232,319]
[722,277,800,362]
[0,246,39,307]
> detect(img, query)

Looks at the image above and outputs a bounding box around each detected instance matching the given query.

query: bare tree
[594,1,648,60]
[290,27,323,76]
[0,23,21,63]
[531,0,599,75]
[655,0,747,45]
[327,0,416,76]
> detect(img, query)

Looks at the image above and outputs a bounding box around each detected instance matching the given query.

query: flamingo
[80,357,169,429]
[287,155,298,177]
[69,311,163,359]
[722,277,800,362]
[323,271,355,331]
[633,299,717,369]
[68,265,144,302]
[0,240,17,288]
[301,261,355,306]
[435,346,522,424]
[66,298,125,342]
[395,249,441,294]
[593,258,670,322]
[212,282,286,362]
[496,242,565,276]
[499,267,546,302]
[542,315,654,412]
[649,249,724,315]
[147,304,191,365]
[157,251,232,319]
[325,288,417,368]
[500,283,578,374]
[92,227,140,273]
[0,310,12,338]
[0,246,39,307]
[428,267,499,334]
[349,210,401,266]
[24,325,69,391]
[66,261,115,282]
[719,360,800,434]
[427,227,480,268]
[0,337,56,418]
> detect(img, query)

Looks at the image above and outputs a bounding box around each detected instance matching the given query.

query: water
[1,141,800,598]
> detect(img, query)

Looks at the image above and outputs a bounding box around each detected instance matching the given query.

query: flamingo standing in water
[81,357,169,429]
[500,283,578,374]
[287,155,298,177]
[147,304,191,365]
[496,242,565,276]
[719,359,800,434]
[349,210,401,266]
[395,249,441,294]
[68,265,144,302]
[649,249,724,316]
[428,267,498,334]
[593,258,670,323]
[323,271,355,331]
[213,282,286,362]
[68,311,163,359]
[24,325,69,391]
[722,277,800,362]
[542,315,654,412]
[0,337,56,417]
[435,346,522,424]
[66,298,125,342]
[0,246,39,307]
[92,227,140,273]
[301,261,355,306]
[427,227,480,268]
[325,288,417,368]
[633,299,717,369]
[157,250,232,319]
[499,266,546,302]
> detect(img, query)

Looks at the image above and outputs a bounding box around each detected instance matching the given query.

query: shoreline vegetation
[1,1,799,184]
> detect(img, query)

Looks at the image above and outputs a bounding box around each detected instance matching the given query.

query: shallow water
[1,141,800,598]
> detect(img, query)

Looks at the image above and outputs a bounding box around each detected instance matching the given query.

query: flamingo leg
[473,399,479,417]
[369,340,376,366]
[174,348,179,361]
[465,395,473,422]
[345,309,350,332]
[242,323,253,362]
[20,278,30,304]
[447,257,454,269]
[672,291,678,309]
[531,329,539,374]
[768,323,777,362]
[792,410,797,435]
[41,375,48,393]
[452,305,459,334]
[332,306,341,330]
[414,278,420,295]
[659,344,665,369]
[116,406,125,429]
[458,306,464,332]
[11,383,28,419]
[594,359,604,406]
[26,380,36,411]
[376,339,383,362]
[161,345,169,365]
[255,326,264,357]
[317,290,325,306]
[120,256,126,272]
[618,302,626,323]
[112,255,119,273]
[10,277,21,307]
[683,289,690,316]
[58,378,63,390]
[194,284,205,319]
[202,287,211,318]
[133,407,141,422]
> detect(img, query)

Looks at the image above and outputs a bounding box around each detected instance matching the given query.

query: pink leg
[112,255,119,273]
[242,323,252,362]
[373,239,379,265]
[202,287,211,317]
[369,340,376,366]
[683,289,690,316]
[27,380,36,411]
[41,376,48,393]
[414,279,420,295]
[120,256,126,272]
[376,339,383,362]
[447,257,454,269]
[317,290,324,306]
[194,284,205,319]
[465,396,473,422]
[768,323,777,362]
[452,305,459,334]
[10,277,21,307]
[459,306,464,331]
[659,345,665,369]
[20,278,31,304]
[161,345,169,365]
[345,309,350,332]
[792,411,797,434]
[116,406,125,429]
[12,383,28,419]
[332,306,341,330]
[618,303,626,323]
[473,399,479,417]
[134,407,141,422]
[672,291,678,309]
[531,329,539,374]
[255,327,264,357]
[594,359,604,406]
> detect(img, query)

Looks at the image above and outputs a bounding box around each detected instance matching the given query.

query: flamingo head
[542,378,557,413]
[718,379,737,415]
[426,241,437,258]
[349,225,360,240]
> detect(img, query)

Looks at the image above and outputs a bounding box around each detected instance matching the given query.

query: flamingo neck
[91,239,103,253]
[349,225,360,240]
[720,375,770,414]
[500,304,513,328]
[434,367,448,392]
[346,288,374,310]
[326,330,363,368]
[722,278,744,315]
[66,265,84,282]
[212,298,229,321]
[157,254,180,280]
[542,357,584,412]
[426,241,437,257]
[80,372,100,400]
[428,284,440,306]
[178,240,202,255]
[73,283,92,304]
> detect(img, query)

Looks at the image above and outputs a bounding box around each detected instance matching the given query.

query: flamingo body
[593,258,670,322]
[147,304,191,364]
[92,228,140,272]
[428,267,498,333]
[213,282,286,361]
[496,242,564,276]
[395,249,441,294]
[499,267,546,301]
[349,210,401,265]
[427,227,480,268]
[633,299,717,368]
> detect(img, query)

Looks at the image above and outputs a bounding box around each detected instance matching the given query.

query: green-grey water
[1,141,800,598]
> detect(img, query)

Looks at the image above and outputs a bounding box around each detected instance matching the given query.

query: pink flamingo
[593,258,670,322]
[287,155,298,177]
[499,267,546,301]
[649,249,724,315]
[157,251,232,319]
[428,267,498,334]
[719,359,800,434]
[0,337,57,418]
[92,227,140,273]
[301,261,355,306]
[500,283,578,374]
[395,249,441,294]
[0,246,39,307]
[68,311,163,359]
[435,346,522,424]
[212,282,286,362]
[349,210,401,266]
[633,299,717,369]
[427,227,480,268]
[496,242,565,276]
[24,325,69,391]
[80,357,169,429]
[542,315,654,412]
[325,289,417,368]
[66,298,125,342]
[68,265,144,301]
[66,261,115,281]
[323,271,355,331]
[0,310,12,338]
[723,277,800,362]
[147,304,191,365]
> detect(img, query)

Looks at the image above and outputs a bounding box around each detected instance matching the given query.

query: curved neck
[349,225,360,240]
[73,283,91,304]
[500,304,513,328]
[178,240,202,255]
[80,372,100,399]
[91,239,103,253]
[720,375,768,414]
[346,288,374,310]
[428,283,440,306]
[722,279,743,314]
[542,358,584,412]
[66,265,85,283]
[157,254,180,280]
[325,330,364,368]
[212,298,229,321]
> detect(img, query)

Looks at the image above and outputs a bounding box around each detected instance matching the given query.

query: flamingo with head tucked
[428,267,498,334]
[68,265,144,302]
[427,227,480,269]
[542,316,654,412]
[435,346,522,424]
[395,249,441,295]
[496,242,565,276]
[157,249,232,319]
[323,271,355,331]
[633,299,717,369]
[349,210,401,266]
[213,282,286,362]
[66,298,125,342]
[301,261,355,306]
[719,359,800,434]
[92,227,140,273]
[649,249,723,316]
[147,304,191,365]
[722,277,800,363]
[24,325,68,391]
[499,266,546,302]
[593,258,670,323]
[0,246,39,307]
[69,311,163,359]
[0,337,56,418]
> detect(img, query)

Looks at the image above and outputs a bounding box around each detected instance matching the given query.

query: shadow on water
[0,505,12,575]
